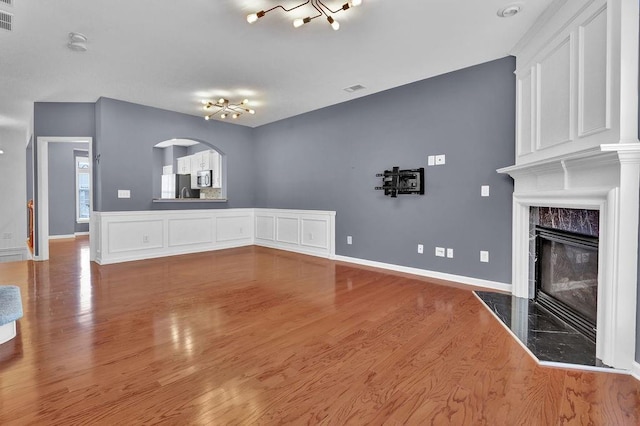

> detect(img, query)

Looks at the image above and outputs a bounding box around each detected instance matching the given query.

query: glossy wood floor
[1,237,639,425]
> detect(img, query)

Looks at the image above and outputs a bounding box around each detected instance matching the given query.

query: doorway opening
[36,137,93,262]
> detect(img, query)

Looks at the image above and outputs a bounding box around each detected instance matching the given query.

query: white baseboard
[334,255,512,293]
[75,231,89,236]
[0,247,30,263]
[49,234,75,240]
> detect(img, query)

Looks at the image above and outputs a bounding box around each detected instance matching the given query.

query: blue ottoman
[0,286,23,344]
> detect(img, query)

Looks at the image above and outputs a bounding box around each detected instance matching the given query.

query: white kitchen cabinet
[176,156,191,174]
[189,150,222,189]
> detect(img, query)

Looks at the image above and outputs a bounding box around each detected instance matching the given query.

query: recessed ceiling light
[497,4,522,18]
[0,149,4,155]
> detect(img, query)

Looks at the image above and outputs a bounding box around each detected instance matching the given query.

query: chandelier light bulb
[242,99,249,105]
[293,18,304,28]
[232,113,239,119]
[247,10,265,23]
[350,0,362,6]
[220,113,227,119]
[249,109,256,114]
[201,100,208,105]
[218,98,225,104]
[205,116,210,121]
[327,16,340,30]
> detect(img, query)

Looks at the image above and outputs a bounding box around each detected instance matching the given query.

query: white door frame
[36,136,93,261]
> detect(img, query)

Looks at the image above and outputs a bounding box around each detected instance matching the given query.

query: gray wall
[253,57,515,283]
[48,143,89,236]
[94,97,255,211]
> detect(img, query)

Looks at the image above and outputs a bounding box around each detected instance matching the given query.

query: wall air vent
[0,0,13,6]
[343,84,366,93]
[0,10,12,31]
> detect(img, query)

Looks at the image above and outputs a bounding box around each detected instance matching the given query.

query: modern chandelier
[247,0,362,31]
[202,98,255,120]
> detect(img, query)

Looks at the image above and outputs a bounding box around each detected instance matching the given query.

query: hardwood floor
[1,237,639,424]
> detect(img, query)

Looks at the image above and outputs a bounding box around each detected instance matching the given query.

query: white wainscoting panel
[276,216,299,245]
[216,215,253,243]
[95,209,335,264]
[517,71,533,156]
[538,36,572,149]
[301,218,329,249]
[168,216,214,247]
[512,0,633,166]
[107,219,164,253]
[255,215,275,241]
[578,6,608,137]
[254,209,335,259]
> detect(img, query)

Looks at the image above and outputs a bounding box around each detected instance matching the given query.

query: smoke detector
[67,32,87,51]
[497,4,522,18]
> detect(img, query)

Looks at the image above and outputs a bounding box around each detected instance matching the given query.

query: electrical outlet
[481,185,490,197]
[427,155,435,166]
[435,154,446,165]
[347,235,353,245]
[447,248,454,258]
[435,247,445,257]
[480,251,489,263]
[118,189,131,199]
[417,244,424,254]
[142,235,149,244]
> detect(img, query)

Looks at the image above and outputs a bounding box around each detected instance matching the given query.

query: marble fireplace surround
[498,144,640,370]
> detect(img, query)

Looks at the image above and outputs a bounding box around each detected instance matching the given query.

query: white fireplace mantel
[498,143,640,369]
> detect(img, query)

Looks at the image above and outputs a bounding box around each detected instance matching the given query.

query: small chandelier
[247,0,363,31]
[202,98,256,120]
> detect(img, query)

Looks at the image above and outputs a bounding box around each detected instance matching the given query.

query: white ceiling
[0,0,555,134]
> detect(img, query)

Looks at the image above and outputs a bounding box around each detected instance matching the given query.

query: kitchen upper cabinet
[189,150,222,189]
[176,156,191,174]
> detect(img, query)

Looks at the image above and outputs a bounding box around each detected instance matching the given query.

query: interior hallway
[0,238,639,424]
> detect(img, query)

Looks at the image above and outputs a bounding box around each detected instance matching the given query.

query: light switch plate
[480,251,489,263]
[481,185,490,197]
[427,155,435,166]
[118,190,131,199]
[418,244,424,254]
[347,236,353,245]
[446,248,454,258]
[435,247,445,257]
[435,155,446,165]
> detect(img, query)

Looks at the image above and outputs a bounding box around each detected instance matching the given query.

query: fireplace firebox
[535,226,599,342]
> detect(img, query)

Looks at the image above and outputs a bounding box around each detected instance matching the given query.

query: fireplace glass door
[536,227,598,341]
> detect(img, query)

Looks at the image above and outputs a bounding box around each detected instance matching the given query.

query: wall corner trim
[333,255,512,293]
[631,362,640,382]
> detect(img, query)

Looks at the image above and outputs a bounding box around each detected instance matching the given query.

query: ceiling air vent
[0,10,12,31]
[0,0,13,6]
[344,84,366,93]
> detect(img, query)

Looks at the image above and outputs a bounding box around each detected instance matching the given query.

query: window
[76,156,90,222]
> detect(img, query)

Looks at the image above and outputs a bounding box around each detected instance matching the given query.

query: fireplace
[534,225,598,342]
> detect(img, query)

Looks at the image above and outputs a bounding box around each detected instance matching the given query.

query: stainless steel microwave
[196,170,212,187]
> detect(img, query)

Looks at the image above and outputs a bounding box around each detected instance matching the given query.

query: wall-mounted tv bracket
[375,166,425,198]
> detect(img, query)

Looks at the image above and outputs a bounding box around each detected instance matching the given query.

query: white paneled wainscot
[254,209,335,258]
[93,208,335,265]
